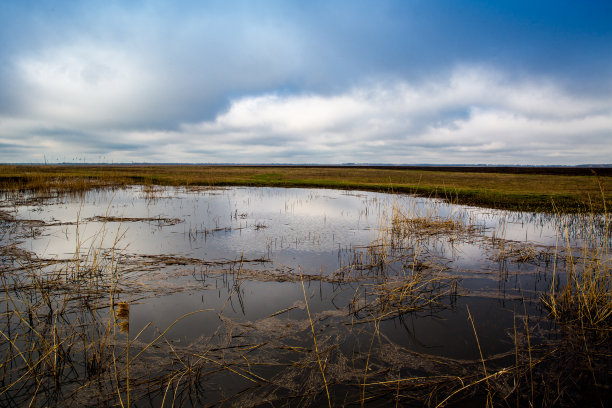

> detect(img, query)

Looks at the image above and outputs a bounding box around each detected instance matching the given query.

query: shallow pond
[0,186,603,406]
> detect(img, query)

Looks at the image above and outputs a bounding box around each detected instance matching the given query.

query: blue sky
[1,0,611,164]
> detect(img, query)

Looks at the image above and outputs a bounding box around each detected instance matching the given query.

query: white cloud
[164,67,611,163]
[2,66,611,164]
[15,44,157,127]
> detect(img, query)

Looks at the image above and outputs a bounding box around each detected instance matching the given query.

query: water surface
[1,186,588,406]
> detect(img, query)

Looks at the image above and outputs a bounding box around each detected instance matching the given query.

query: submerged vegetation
[0,173,610,406]
[0,164,610,212]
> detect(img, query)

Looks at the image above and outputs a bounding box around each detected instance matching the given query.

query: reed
[542,214,611,337]
[535,205,611,406]
[0,222,126,406]
[0,223,222,406]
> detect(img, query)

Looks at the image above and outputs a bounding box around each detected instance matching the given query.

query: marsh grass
[1,164,610,212]
[348,274,458,324]
[0,182,610,406]
[0,222,126,406]
[534,207,611,406]
[338,197,611,407]
[0,225,222,406]
[543,210,611,335]
[438,205,612,408]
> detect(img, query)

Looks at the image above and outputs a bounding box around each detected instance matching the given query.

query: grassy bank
[1,164,610,212]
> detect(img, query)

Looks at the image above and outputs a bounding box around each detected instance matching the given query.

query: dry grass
[1,164,610,212]
[0,222,126,406]
[542,212,611,336]
[533,209,611,406]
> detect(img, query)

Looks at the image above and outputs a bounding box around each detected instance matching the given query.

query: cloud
[14,44,157,127]
[2,66,611,164]
[1,2,610,164]
[1,3,311,129]
[162,67,611,163]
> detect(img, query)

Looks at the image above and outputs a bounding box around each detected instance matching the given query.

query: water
[0,186,599,406]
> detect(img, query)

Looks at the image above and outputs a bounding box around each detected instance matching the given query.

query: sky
[1,0,611,165]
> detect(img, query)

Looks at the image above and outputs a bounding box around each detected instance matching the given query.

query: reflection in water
[1,186,608,406]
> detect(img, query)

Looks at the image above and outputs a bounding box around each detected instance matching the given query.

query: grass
[342,195,611,407]
[0,221,126,406]
[1,164,610,212]
[0,174,610,406]
[534,204,611,406]
[0,219,222,406]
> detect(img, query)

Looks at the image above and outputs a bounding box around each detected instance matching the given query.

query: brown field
[1,164,610,212]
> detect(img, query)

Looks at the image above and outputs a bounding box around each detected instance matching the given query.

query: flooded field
[0,186,609,407]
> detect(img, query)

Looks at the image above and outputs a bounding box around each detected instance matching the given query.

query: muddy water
[1,186,588,405]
